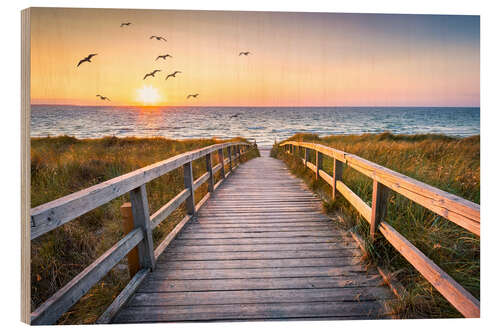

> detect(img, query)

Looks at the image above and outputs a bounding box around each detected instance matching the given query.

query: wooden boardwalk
[112,148,394,323]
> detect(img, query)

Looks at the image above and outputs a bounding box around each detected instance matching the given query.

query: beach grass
[30,135,260,324]
[270,132,479,318]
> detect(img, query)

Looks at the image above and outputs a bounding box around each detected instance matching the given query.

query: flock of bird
[76,21,252,103]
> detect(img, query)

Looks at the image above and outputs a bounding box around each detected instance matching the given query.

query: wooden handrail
[30,141,256,324]
[279,141,480,318]
[30,141,253,240]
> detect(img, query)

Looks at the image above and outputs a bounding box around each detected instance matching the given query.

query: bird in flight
[150,35,167,42]
[165,71,182,80]
[187,93,199,99]
[96,94,111,101]
[143,70,161,80]
[156,54,172,60]
[120,22,132,27]
[77,54,98,67]
[239,51,251,56]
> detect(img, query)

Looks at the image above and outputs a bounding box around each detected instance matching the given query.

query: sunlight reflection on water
[31,106,480,147]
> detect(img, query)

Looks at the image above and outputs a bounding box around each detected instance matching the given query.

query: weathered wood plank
[112,300,391,323]
[183,161,195,215]
[150,189,190,228]
[130,185,155,270]
[31,228,143,325]
[155,257,363,270]
[138,275,385,293]
[154,214,193,261]
[370,180,390,239]
[129,287,394,307]
[378,221,480,318]
[96,268,149,324]
[163,249,363,261]
[165,242,359,253]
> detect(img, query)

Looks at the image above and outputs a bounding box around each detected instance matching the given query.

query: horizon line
[30,103,480,108]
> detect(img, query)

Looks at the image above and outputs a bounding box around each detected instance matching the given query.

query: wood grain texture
[113,149,394,323]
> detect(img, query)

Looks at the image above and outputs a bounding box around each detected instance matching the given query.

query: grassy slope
[31,136,260,324]
[271,132,479,318]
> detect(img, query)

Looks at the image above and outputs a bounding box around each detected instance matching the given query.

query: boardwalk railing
[279,141,480,318]
[30,141,256,325]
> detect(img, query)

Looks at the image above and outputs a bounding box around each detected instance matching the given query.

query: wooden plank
[316,151,322,180]
[112,300,391,323]
[155,257,363,270]
[130,185,155,270]
[163,249,363,261]
[378,221,480,318]
[120,203,140,277]
[193,171,210,191]
[129,287,394,307]
[183,161,195,215]
[205,153,214,192]
[30,142,250,239]
[165,242,359,253]
[177,230,347,239]
[96,268,149,324]
[212,162,222,174]
[138,275,385,293]
[169,236,345,246]
[218,148,225,179]
[150,189,190,228]
[336,180,371,221]
[370,180,390,239]
[154,215,193,261]
[31,228,143,325]
[227,146,233,171]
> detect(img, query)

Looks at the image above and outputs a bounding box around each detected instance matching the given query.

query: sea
[31,106,480,147]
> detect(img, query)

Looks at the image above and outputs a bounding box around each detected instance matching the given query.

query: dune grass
[30,135,260,324]
[271,132,479,318]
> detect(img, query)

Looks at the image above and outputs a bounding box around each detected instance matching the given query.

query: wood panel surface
[113,148,395,323]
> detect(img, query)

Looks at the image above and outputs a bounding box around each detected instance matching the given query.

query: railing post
[332,158,343,199]
[119,202,140,277]
[227,146,233,172]
[218,148,225,179]
[129,184,155,270]
[304,147,309,166]
[205,153,214,192]
[316,150,322,180]
[370,180,390,240]
[183,161,196,215]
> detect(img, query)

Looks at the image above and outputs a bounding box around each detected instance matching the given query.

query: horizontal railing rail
[279,140,480,318]
[31,141,256,325]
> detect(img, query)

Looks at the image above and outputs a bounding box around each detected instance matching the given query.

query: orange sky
[30,8,480,107]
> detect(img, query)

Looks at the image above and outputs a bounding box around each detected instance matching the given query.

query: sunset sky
[30,8,479,107]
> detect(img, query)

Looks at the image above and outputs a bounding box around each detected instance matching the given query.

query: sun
[136,85,161,105]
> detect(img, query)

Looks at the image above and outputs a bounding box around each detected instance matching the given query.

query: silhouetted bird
[77,54,98,67]
[165,71,181,80]
[239,51,251,56]
[96,94,111,101]
[143,70,161,80]
[187,93,199,99]
[150,35,167,41]
[230,113,242,118]
[120,22,132,27]
[156,54,172,60]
